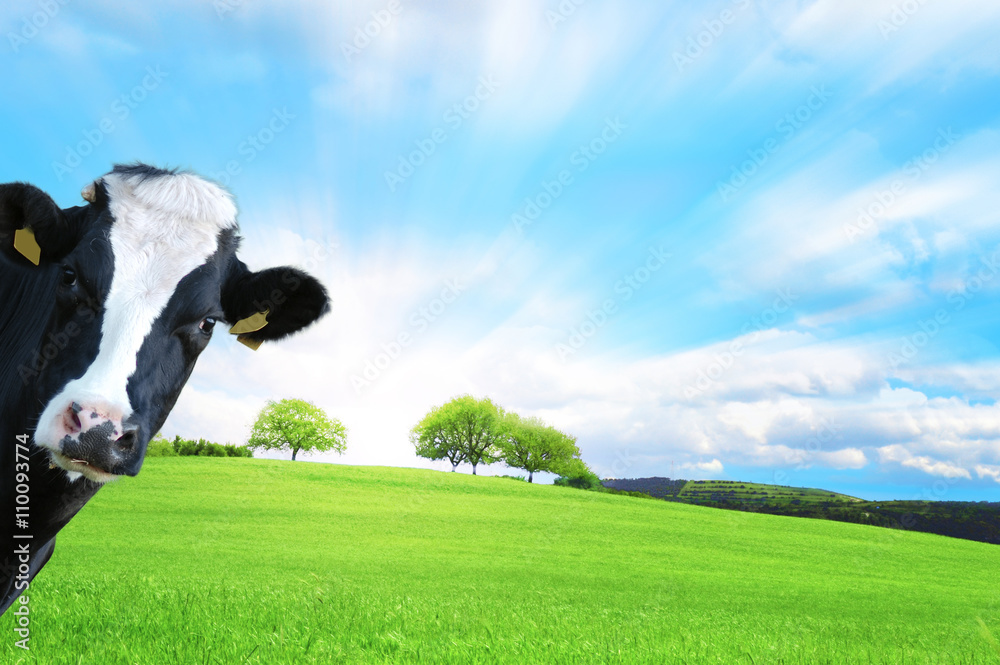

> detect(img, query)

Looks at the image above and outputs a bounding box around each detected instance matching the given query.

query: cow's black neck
[1,258,102,612]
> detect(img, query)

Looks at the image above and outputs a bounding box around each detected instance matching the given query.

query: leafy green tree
[146,433,178,457]
[410,403,468,472]
[168,435,253,457]
[410,395,506,474]
[248,398,347,461]
[499,414,580,483]
[554,457,603,490]
[222,443,253,458]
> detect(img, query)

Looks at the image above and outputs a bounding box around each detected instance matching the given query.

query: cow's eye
[199,317,217,334]
[60,266,78,287]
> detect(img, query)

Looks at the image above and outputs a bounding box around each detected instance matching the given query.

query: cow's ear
[0,183,79,265]
[220,260,330,345]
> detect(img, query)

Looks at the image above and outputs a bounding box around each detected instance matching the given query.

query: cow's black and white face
[0,164,329,484]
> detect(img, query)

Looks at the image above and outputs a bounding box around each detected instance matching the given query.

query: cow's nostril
[115,429,137,453]
[65,405,83,434]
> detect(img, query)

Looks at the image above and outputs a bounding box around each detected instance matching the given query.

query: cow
[0,164,330,615]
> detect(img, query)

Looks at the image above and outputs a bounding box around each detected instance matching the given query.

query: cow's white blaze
[34,171,238,482]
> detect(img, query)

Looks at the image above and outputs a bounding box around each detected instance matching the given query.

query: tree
[410,403,467,472]
[553,457,603,490]
[247,398,347,461]
[410,395,506,474]
[146,433,178,457]
[499,414,580,483]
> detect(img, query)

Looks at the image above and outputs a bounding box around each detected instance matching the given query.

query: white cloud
[976,465,1000,483]
[796,286,917,329]
[767,0,1000,91]
[700,128,1000,334]
[679,459,724,477]
[816,448,868,470]
[878,444,972,480]
[901,457,971,480]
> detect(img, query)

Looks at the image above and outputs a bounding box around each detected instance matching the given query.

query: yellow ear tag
[230,310,269,350]
[236,334,264,351]
[13,227,41,266]
[229,309,269,335]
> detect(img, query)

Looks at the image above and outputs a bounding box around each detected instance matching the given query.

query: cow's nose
[62,401,121,436]
[58,402,136,474]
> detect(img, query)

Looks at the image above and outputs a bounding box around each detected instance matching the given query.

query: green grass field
[3,458,999,664]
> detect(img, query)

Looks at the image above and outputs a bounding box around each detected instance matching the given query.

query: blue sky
[3,0,1000,500]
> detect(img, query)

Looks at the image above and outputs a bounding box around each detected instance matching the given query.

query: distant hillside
[601,476,686,499]
[602,477,1000,545]
[678,479,862,504]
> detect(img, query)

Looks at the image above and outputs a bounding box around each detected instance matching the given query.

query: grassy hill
[604,478,1000,545]
[3,458,999,664]
[677,479,863,505]
[601,477,864,506]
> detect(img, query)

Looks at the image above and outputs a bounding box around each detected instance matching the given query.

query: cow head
[0,164,329,483]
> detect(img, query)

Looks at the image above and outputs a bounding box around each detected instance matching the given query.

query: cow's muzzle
[52,402,142,479]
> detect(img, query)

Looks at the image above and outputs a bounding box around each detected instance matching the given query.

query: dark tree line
[147,434,253,458]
